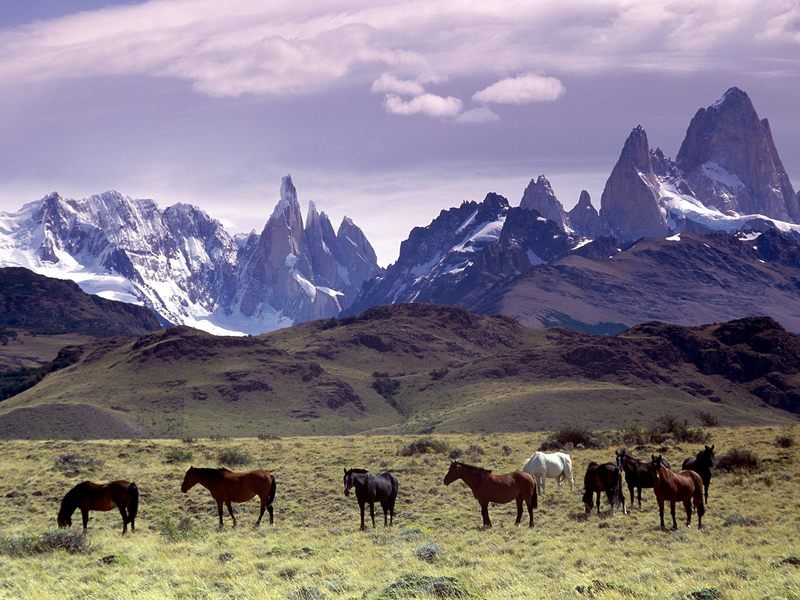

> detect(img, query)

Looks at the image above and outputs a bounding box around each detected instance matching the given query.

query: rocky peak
[567,190,607,238]
[337,217,378,266]
[599,126,668,241]
[520,175,568,230]
[676,87,797,221]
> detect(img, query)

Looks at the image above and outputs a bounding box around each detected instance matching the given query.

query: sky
[0,1,798,265]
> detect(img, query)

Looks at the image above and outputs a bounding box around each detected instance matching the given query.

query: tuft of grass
[164,447,193,464]
[722,513,760,527]
[218,447,251,467]
[0,529,90,556]
[414,543,443,563]
[540,425,601,450]
[377,574,475,599]
[716,448,759,472]
[398,438,450,456]
[775,435,794,448]
[156,516,206,542]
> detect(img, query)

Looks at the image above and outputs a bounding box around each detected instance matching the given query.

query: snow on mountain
[0,178,381,335]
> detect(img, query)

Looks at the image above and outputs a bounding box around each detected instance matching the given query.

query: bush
[540,426,601,451]
[0,529,90,556]
[288,587,329,600]
[377,575,475,599]
[429,368,449,381]
[695,410,719,427]
[258,434,281,441]
[218,448,251,467]
[157,516,205,542]
[53,454,104,477]
[414,543,443,562]
[722,513,760,527]
[618,425,649,446]
[776,435,794,448]
[465,444,485,456]
[398,438,450,456]
[716,448,759,472]
[650,414,710,444]
[181,437,196,444]
[164,447,193,464]
[373,376,401,400]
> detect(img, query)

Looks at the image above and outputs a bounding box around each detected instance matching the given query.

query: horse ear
[711,445,715,451]
[343,468,347,474]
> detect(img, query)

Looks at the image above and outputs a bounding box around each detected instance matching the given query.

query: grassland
[0,425,798,599]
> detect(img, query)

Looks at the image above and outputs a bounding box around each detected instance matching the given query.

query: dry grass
[0,425,798,599]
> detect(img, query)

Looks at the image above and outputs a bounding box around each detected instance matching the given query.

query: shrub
[540,425,601,451]
[157,516,205,542]
[53,454,104,477]
[776,435,794,448]
[722,513,760,527]
[414,543,443,562]
[650,414,710,444]
[0,529,90,556]
[501,444,513,456]
[716,448,759,472]
[218,448,250,467]
[181,437,196,444]
[619,425,648,446]
[373,376,401,400]
[258,434,281,441]
[398,438,450,456]
[164,447,193,464]
[695,410,719,427]
[429,368,449,381]
[288,587,329,600]
[465,444,485,456]
[377,575,474,599]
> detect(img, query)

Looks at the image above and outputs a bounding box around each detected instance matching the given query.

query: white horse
[521,451,574,495]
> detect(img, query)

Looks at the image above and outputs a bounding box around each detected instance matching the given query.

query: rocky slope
[0,176,380,335]
[0,304,796,438]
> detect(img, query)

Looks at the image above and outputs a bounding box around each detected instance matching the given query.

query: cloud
[456,107,500,123]
[370,73,425,96]
[473,73,565,104]
[384,93,463,118]
[0,0,797,100]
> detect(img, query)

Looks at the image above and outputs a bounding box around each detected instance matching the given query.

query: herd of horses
[55,444,716,535]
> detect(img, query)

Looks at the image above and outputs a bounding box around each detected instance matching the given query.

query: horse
[181,466,276,527]
[57,480,138,535]
[615,448,670,509]
[443,461,537,528]
[343,468,398,530]
[682,445,715,504]
[521,451,575,495]
[652,455,704,530]
[582,462,626,516]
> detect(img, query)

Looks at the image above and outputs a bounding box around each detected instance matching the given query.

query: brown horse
[443,461,537,528]
[181,467,276,527]
[652,455,705,530]
[57,480,138,535]
[582,462,626,516]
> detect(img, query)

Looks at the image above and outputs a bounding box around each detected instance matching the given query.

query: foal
[181,467,276,527]
[57,480,138,535]
[343,468,398,530]
[652,455,705,530]
[443,461,537,528]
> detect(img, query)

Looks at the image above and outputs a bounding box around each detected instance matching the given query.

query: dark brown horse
[443,461,537,528]
[652,455,705,530]
[682,444,715,504]
[343,468,398,530]
[181,467,276,527]
[582,462,626,516]
[615,448,670,509]
[57,480,138,535]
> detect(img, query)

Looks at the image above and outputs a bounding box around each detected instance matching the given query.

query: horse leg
[704,480,709,505]
[637,487,642,510]
[115,502,129,535]
[480,503,491,528]
[628,484,635,508]
[389,502,394,527]
[515,497,523,526]
[539,476,545,496]
[359,501,366,531]
[658,498,665,530]
[256,495,266,527]
[670,501,678,530]
[225,501,237,527]
[526,495,534,528]
[381,501,388,527]
[684,500,692,527]
[216,499,224,528]
[369,502,376,528]
[81,508,89,532]
[596,492,601,515]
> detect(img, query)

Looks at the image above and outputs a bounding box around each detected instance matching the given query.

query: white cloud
[473,73,565,104]
[384,93,463,118]
[370,73,425,96]
[456,107,500,123]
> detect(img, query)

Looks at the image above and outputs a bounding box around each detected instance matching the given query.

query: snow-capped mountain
[0,176,380,335]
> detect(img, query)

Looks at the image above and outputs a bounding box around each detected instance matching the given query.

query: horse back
[374,472,398,501]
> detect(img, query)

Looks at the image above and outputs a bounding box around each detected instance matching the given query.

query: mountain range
[1,87,799,335]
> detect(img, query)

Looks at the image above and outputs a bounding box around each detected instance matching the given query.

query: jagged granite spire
[520,175,568,230]
[567,190,607,238]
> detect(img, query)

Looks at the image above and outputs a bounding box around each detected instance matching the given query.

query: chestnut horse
[652,455,705,530]
[443,461,537,528]
[181,467,276,527]
[682,444,715,504]
[57,480,138,535]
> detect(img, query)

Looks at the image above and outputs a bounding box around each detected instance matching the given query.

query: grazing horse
[57,480,138,535]
[582,462,626,516]
[343,468,398,531]
[521,451,575,495]
[652,455,704,530]
[615,448,670,509]
[443,461,537,528]
[181,466,276,527]
[682,445,715,504]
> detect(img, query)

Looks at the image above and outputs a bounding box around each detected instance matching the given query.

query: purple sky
[0,1,798,265]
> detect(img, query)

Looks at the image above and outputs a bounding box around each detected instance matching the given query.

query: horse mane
[347,468,369,474]
[197,467,231,475]
[455,461,492,473]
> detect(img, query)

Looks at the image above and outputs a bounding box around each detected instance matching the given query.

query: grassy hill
[0,304,798,438]
[0,426,797,599]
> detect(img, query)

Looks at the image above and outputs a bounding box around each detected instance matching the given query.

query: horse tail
[267,473,277,507]
[693,476,705,518]
[127,482,139,523]
[531,479,538,509]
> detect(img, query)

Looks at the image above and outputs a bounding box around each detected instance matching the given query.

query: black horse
[615,448,670,509]
[343,468,398,530]
[582,462,626,516]
[682,445,715,504]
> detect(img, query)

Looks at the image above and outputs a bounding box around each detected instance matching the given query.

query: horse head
[443,461,460,486]
[343,468,352,496]
[181,466,198,493]
[651,454,665,478]
[56,511,72,528]
[582,488,594,513]
[701,445,716,466]
[615,449,626,468]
